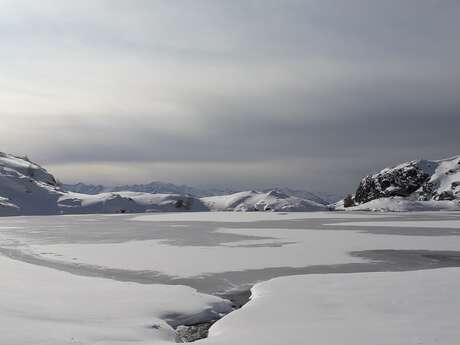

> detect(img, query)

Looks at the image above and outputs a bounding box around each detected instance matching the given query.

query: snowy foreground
[1,211,460,344]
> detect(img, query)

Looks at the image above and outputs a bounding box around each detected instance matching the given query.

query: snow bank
[204,268,460,345]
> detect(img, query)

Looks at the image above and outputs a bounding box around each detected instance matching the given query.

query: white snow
[203,268,460,345]
[1,211,460,344]
[0,254,232,345]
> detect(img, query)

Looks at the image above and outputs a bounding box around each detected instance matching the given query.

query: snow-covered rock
[202,190,328,212]
[342,155,460,211]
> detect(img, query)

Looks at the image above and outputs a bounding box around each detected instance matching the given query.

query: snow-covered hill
[0,153,62,215]
[203,190,328,212]
[342,155,460,211]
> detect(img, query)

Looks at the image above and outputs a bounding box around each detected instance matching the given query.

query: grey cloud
[0,0,459,194]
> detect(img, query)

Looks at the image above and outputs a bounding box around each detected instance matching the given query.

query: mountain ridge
[62,182,338,205]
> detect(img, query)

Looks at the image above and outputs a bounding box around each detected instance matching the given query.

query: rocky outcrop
[354,162,430,204]
[350,156,460,207]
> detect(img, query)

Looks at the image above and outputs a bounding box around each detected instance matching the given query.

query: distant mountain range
[3,150,459,216]
[62,182,341,205]
[0,151,334,216]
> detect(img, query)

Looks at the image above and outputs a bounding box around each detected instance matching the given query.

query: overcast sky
[1,0,459,194]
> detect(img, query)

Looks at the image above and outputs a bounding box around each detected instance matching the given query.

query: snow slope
[341,155,460,211]
[202,190,328,212]
[0,152,62,215]
[203,268,460,345]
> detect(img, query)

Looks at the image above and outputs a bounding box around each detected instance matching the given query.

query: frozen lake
[2,211,460,344]
[2,211,460,295]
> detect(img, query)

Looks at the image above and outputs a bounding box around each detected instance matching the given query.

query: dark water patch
[2,245,460,296]
[171,289,252,343]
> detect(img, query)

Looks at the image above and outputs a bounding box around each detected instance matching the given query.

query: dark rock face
[354,162,430,204]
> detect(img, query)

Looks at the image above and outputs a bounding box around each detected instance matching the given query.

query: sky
[0,0,459,194]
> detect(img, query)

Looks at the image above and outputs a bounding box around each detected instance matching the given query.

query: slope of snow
[420,156,460,199]
[202,190,328,212]
[0,254,232,345]
[0,152,62,215]
[203,268,460,345]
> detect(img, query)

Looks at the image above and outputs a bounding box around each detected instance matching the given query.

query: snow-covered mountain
[203,190,328,212]
[63,182,338,204]
[261,187,340,205]
[63,182,238,198]
[0,152,330,216]
[342,155,460,211]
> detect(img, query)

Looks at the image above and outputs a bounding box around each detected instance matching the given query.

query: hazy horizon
[1,1,459,194]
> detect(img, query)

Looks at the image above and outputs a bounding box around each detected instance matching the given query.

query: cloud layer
[1,0,459,193]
